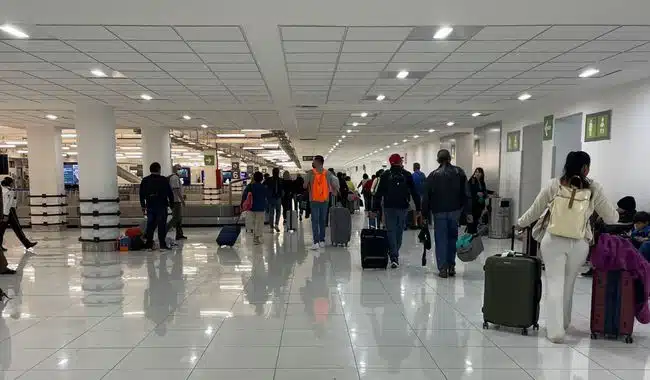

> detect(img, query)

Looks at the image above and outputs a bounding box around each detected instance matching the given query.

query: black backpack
[387,170,409,201]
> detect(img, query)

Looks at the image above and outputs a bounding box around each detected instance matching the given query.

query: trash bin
[489,197,512,239]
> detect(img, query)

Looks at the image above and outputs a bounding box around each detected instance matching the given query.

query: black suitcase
[216,224,241,247]
[482,226,542,335]
[360,218,389,269]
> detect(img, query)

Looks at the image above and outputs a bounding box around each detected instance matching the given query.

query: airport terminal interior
[1,0,650,378]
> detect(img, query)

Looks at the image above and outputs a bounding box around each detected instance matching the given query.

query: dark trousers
[145,207,168,248]
[166,203,184,238]
[0,208,32,248]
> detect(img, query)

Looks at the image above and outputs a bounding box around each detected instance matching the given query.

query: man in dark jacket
[265,167,283,232]
[140,162,175,250]
[372,154,421,268]
[422,149,471,278]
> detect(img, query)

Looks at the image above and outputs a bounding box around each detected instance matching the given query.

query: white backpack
[546,180,592,240]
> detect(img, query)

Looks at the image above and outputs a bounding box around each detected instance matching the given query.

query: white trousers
[540,233,589,341]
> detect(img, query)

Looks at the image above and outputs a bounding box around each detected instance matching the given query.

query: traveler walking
[421,149,471,278]
[303,156,340,250]
[371,154,421,268]
[517,151,618,343]
[140,162,175,250]
[166,164,187,240]
[242,172,268,245]
[0,177,36,257]
[411,162,426,228]
[265,168,283,233]
[294,174,306,220]
[281,171,295,223]
[360,174,373,213]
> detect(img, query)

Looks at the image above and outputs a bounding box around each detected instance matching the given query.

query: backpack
[386,170,409,201]
[547,180,592,240]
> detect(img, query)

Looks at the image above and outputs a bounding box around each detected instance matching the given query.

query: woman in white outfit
[517,151,618,343]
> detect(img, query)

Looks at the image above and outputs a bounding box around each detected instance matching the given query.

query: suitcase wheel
[482,321,489,329]
[591,332,598,340]
[521,328,528,336]
[625,335,634,344]
[533,324,539,331]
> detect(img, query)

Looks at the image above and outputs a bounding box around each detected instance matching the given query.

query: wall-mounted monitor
[63,162,79,185]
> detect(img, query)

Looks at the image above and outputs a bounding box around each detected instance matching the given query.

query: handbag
[456,231,484,262]
[242,191,253,211]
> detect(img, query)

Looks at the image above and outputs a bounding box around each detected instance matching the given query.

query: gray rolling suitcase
[482,226,542,336]
[330,205,352,247]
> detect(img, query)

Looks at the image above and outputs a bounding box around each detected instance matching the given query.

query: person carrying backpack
[265,167,283,233]
[517,151,618,344]
[370,154,421,268]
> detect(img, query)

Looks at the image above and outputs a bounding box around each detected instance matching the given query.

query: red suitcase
[590,270,635,343]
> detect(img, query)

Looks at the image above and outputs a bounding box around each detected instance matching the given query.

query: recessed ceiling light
[0,24,29,39]
[376,94,386,101]
[140,93,153,101]
[360,112,368,118]
[379,148,384,151]
[433,26,454,40]
[413,135,419,139]
[45,114,58,120]
[446,121,455,127]
[341,135,346,138]
[518,93,532,101]
[402,139,408,143]
[396,70,409,79]
[428,128,436,133]
[216,133,245,138]
[472,112,482,117]
[182,114,191,120]
[352,122,359,127]
[393,142,398,146]
[201,124,208,129]
[346,129,352,133]
[385,145,390,148]
[91,69,107,77]
[338,139,342,143]
[579,68,600,78]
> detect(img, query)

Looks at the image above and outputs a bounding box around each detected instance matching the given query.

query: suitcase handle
[511,225,535,255]
[368,217,380,229]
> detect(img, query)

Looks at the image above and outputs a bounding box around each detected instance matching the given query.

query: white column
[76,102,119,251]
[141,126,172,176]
[27,125,66,230]
[202,150,219,204]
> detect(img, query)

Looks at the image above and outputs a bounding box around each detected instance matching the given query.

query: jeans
[433,210,461,271]
[267,198,282,227]
[310,201,328,244]
[145,207,168,248]
[384,208,408,261]
[540,233,589,341]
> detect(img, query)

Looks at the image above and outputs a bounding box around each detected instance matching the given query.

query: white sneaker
[319,241,326,248]
[311,243,320,250]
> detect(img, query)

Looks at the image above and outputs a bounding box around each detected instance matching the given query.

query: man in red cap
[370,153,421,268]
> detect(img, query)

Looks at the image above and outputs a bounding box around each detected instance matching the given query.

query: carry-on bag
[456,229,484,262]
[360,218,389,269]
[216,218,242,247]
[590,269,635,343]
[330,202,352,247]
[285,209,298,232]
[482,226,542,335]
[244,211,254,233]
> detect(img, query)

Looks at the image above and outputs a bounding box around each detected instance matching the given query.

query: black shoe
[25,242,37,250]
[390,260,399,269]
[1,247,6,252]
[176,236,188,240]
[581,268,593,277]
[449,267,456,277]
[439,268,449,278]
[0,268,16,275]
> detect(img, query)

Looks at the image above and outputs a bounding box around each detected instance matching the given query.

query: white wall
[473,123,502,192]
[499,77,650,217]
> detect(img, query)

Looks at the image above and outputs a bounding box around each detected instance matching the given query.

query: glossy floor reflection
[0,215,649,379]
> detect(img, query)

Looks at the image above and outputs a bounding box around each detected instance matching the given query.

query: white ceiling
[1,0,650,165]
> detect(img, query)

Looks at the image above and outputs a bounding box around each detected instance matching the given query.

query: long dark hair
[561,151,591,189]
[470,167,486,187]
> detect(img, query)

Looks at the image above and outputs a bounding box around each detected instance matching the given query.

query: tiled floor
[0,214,649,379]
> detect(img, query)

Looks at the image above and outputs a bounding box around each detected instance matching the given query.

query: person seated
[617,196,637,223]
[632,212,650,262]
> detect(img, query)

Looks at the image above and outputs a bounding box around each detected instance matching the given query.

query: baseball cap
[388,153,402,166]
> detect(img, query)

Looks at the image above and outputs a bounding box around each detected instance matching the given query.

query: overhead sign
[302,156,315,161]
[585,110,612,142]
[543,115,554,141]
[231,162,240,179]
[204,154,215,166]
[506,131,521,152]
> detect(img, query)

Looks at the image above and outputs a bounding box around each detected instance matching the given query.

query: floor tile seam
[272,265,293,380]
[93,324,157,380]
[335,292,362,380]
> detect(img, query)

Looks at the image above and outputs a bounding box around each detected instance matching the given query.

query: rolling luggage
[285,209,298,232]
[590,269,635,343]
[360,218,389,269]
[244,211,254,233]
[216,224,241,247]
[482,226,542,335]
[330,204,352,247]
